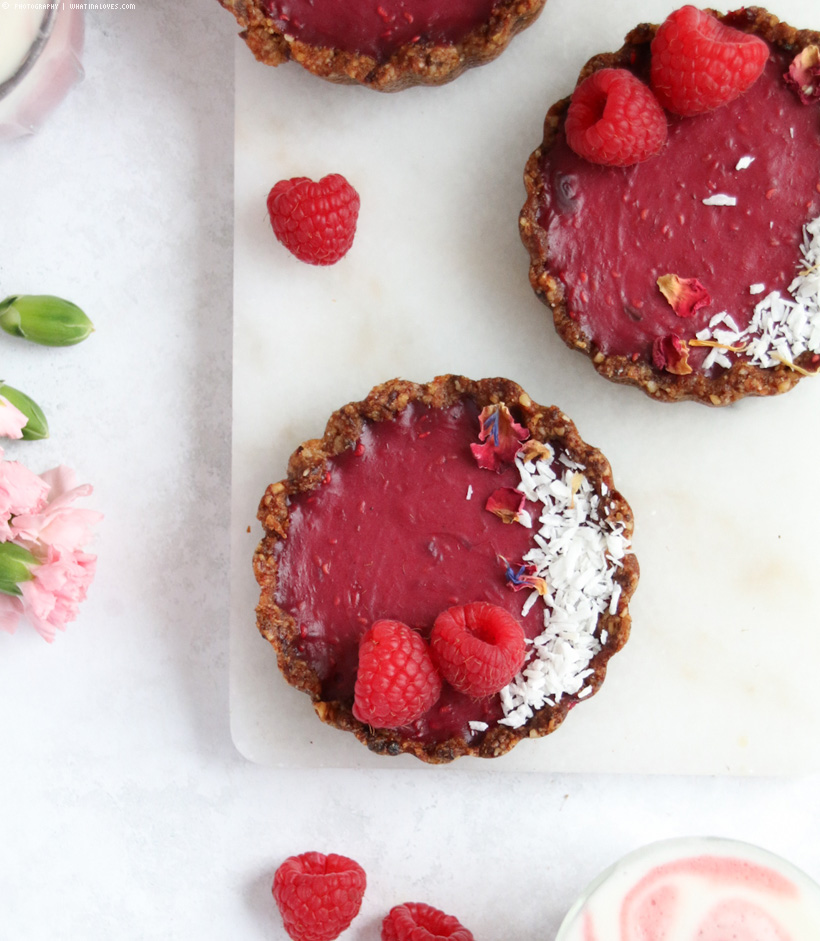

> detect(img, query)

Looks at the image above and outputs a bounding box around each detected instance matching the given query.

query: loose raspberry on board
[381,902,475,941]
[564,68,667,166]
[267,173,360,266]
[353,620,442,728]
[272,852,366,941]
[430,602,527,699]
[650,6,769,116]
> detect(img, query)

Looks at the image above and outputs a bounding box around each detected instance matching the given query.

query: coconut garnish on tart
[520,6,820,405]
[253,376,639,763]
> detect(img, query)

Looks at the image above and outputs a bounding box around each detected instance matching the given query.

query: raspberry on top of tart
[520,6,820,406]
[220,0,547,91]
[254,376,638,763]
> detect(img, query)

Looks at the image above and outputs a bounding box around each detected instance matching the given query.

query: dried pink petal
[652,334,693,375]
[657,273,711,318]
[784,45,820,104]
[470,404,529,472]
[499,556,548,596]
[486,487,526,524]
[519,440,554,464]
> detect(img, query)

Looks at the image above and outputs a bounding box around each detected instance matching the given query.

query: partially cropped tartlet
[254,376,639,763]
[520,6,820,405]
[220,0,547,91]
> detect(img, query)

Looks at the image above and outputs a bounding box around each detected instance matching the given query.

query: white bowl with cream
[557,837,820,940]
[0,6,84,139]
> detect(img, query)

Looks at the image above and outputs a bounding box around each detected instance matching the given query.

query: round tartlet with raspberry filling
[219,0,546,91]
[519,7,820,406]
[254,376,639,763]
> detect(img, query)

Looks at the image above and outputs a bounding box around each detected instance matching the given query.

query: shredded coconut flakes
[496,451,630,729]
[703,194,738,206]
[694,215,820,372]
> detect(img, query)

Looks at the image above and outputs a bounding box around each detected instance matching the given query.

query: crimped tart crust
[220,0,546,91]
[519,8,820,406]
[254,375,639,763]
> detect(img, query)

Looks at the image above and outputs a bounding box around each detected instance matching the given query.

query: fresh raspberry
[381,902,475,941]
[564,68,667,166]
[272,852,366,941]
[352,620,442,728]
[430,602,527,698]
[267,173,360,266]
[650,6,769,116]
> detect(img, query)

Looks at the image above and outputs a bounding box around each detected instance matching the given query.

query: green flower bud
[0,383,49,440]
[0,295,94,347]
[0,542,37,596]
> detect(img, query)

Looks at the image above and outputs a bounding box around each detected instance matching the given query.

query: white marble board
[229,0,820,773]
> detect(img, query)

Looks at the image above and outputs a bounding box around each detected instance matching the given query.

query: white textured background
[1,1,819,939]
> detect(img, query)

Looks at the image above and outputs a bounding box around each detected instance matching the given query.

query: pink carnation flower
[10,465,102,552]
[0,455,100,642]
[0,395,28,439]
[0,449,50,541]
[18,548,97,643]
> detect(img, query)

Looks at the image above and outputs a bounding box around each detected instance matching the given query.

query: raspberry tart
[520,6,820,405]
[254,376,638,763]
[219,0,546,91]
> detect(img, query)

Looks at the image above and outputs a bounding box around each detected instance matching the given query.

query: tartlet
[220,0,547,91]
[519,7,820,405]
[254,375,639,763]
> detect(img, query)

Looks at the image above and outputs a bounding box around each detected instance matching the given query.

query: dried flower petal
[657,273,711,318]
[519,440,554,464]
[499,555,548,596]
[470,404,529,472]
[486,488,526,524]
[652,334,693,375]
[785,45,820,104]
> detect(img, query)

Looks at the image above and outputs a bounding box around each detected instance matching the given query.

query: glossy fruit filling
[264,0,497,61]
[274,400,551,745]
[538,51,820,371]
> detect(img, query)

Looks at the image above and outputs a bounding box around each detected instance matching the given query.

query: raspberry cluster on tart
[519,7,820,406]
[219,0,547,91]
[254,376,639,763]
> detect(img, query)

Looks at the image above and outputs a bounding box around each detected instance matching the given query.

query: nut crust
[519,7,820,406]
[220,0,547,91]
[254,375,639,763]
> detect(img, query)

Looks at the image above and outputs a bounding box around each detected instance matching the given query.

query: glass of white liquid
[0,5,84,140]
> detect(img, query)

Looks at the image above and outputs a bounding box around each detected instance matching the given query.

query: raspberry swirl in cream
[557,838,820,941]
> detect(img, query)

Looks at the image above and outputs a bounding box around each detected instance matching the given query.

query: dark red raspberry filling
[275,400,547,745]
[264,0,496,61]
[538,52,820,369]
